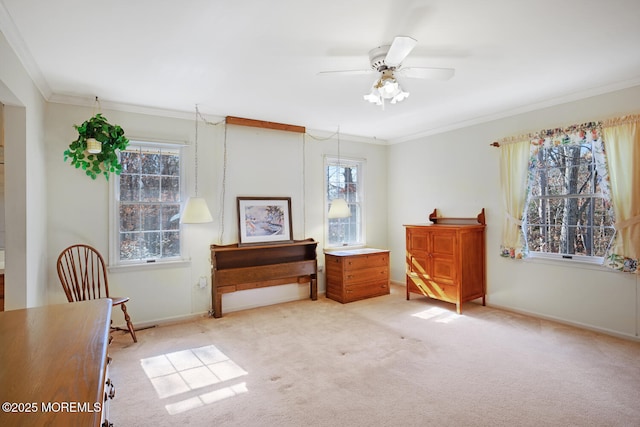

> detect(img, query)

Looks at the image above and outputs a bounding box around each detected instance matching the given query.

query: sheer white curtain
[602,117,640,273]
[499,140,530,259]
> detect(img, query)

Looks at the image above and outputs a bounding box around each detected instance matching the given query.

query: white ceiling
[1,0,640,143]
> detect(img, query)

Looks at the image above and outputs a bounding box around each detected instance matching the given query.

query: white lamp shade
[328,198,351,219]
[181,197,213,224]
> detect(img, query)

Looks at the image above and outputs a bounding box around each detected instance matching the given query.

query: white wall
[0,30,48,309]
[45,103,389,325]
[387,84,640,339]
[5,22,637,339]
[45,103,210,325]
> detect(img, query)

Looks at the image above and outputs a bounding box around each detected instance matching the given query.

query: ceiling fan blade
[384,36,417,67]
[399,67,455,80]
[318,69,374,76]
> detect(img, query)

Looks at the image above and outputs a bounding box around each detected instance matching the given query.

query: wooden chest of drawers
[405,209,486,314]
[325,248,390,303]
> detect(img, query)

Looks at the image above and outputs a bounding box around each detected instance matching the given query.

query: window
[112,142,184,264]
[325,156,364,247]
[522,136,615,261]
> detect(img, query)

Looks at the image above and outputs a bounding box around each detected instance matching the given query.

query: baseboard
[390,281,639,342]
[112,311,210,330]
[112,292,331,329]
[487,302,640,342]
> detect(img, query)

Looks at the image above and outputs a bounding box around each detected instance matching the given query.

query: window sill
[108,258,191,273]
[324,244,366,253]
[523,253,616,273]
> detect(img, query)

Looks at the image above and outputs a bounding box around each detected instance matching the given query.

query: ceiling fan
[320,36,455,108]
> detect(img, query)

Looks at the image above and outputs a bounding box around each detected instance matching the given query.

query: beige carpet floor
[108,285,640,426]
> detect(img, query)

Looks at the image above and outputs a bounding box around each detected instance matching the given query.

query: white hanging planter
[86,137,102,154]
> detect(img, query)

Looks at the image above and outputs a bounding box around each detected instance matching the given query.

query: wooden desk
[211,239,318,318]
[0,299,113,427]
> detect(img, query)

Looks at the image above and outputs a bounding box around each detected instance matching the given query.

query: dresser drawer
[407,274,458,302]
[343,266,389,284]
[342,253,388,271]
[345,280,389,302]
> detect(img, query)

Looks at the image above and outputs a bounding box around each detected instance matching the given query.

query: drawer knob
[106,379,116,399]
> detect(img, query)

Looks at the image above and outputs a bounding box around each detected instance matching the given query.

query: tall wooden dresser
[325,248,390,303]
[404,209,486,314]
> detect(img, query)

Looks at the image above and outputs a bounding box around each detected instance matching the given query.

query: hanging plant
[63,113,130,180]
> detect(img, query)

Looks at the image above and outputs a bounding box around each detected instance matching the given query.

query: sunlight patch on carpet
[412,307,460,323]
[140,344,248,414]
[164,382,248,415]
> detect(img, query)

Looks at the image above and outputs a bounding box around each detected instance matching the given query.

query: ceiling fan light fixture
[390,90,409,104]
[364,91,383,105]
[378,76,399,96]
[364,73,409,107]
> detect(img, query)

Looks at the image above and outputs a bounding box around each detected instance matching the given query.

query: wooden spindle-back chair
[56,244,137,342]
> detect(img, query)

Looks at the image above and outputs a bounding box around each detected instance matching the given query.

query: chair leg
[120,303,137,343]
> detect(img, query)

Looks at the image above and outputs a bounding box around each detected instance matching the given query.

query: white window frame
[522,140,615,265]
[109,140,187,268]
[324,155,365,249]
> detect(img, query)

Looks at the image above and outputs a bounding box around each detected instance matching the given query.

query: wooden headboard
[210,238,318,318]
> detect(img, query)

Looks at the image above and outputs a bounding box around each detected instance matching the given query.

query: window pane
[141,176,161,202]
[592,227,615,257]
[163,205,181,230]
[120,151,141,174]
[141,204,161,230]
[525,225,563,253]
[163,231,180,257]
[142,232,161,258]
[119,175,140,202]
[161,153,180,176]
[120,204,140,232]
[141,152,161,174]
[328,183,341,200]
[547,168,568,196]
[594,198,614,227]
[120,232,141,260]
[161,177,180,202]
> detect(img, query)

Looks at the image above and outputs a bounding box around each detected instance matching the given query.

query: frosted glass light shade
[181,197,213,224]
[328,198,350,219]
[364,75,409,106]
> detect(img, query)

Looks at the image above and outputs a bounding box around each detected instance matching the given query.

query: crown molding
[48,93,387,145]
[0,1,51,100]
[47,93,222,122]
[389,76,640,144]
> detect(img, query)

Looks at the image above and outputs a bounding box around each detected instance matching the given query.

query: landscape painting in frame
[237,197,293,246]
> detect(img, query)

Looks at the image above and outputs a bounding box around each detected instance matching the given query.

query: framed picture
[237,197,293,246]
